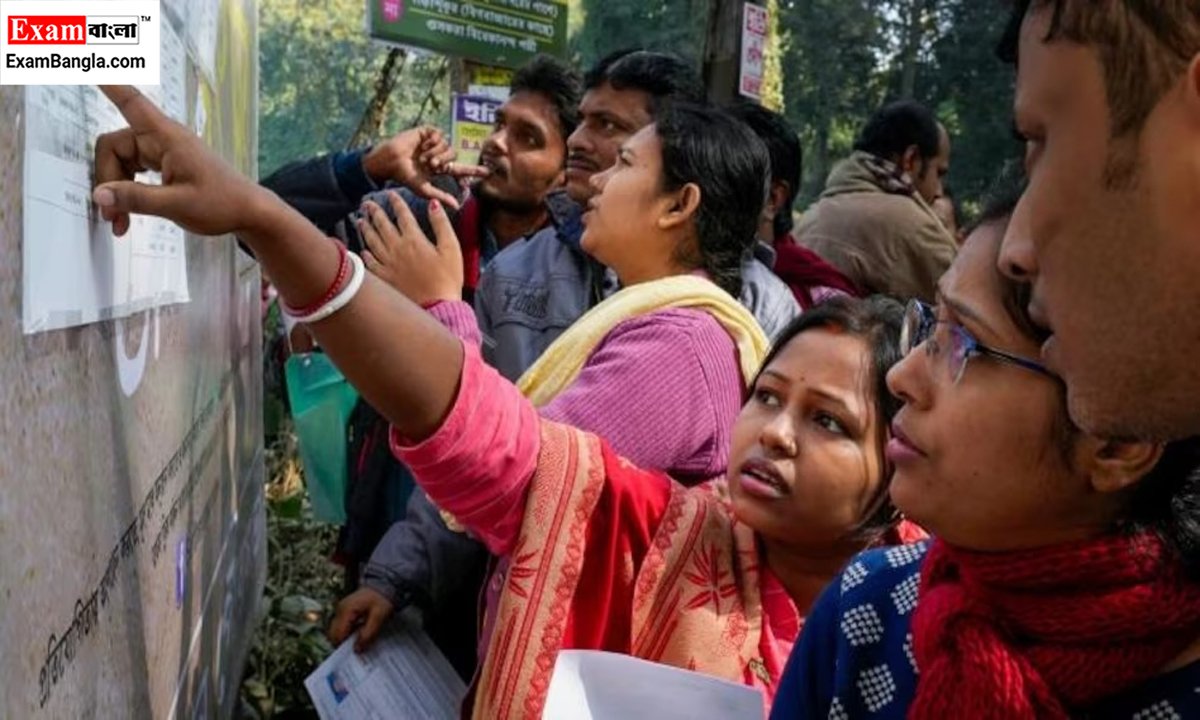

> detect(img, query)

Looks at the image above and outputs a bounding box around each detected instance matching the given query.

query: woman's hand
[92,85,275,238]
[92,85,465,442]
[358,190,465,306]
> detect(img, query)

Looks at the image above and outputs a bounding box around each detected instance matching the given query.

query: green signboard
[368,0,568,70]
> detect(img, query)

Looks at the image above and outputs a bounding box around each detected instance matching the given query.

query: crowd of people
[89,0,1200,716]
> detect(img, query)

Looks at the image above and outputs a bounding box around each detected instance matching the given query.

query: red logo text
[8,16,88,45]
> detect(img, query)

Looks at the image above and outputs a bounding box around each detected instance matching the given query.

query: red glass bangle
[284,240,349,317]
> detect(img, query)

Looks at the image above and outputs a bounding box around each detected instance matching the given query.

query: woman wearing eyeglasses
[768,195,1200,720]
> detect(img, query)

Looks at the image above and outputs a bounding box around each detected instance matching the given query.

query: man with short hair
[796,100,957,302]
[263,54,581,302]
[478,49,800,379]
[997,0,1200,440]
[563,49,706,202]
[473,49,711,379]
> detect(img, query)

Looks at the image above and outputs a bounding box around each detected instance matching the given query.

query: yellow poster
[468,63,514,89]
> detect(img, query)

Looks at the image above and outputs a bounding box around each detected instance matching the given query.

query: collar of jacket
[824,150,920,198]
[751,239,777,267]
[544,189,586,250]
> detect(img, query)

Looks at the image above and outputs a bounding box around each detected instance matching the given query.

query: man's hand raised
[92,85,268,237]
[362,126,489,210]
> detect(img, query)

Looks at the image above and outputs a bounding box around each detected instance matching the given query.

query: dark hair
[583,49,706,116]
[753,295,908,541]
[1126,438,1200,579]
[727,102,803,237]
[510,54,583,140]
[655,102,770,298]
[998,1,1200,140]
[853,100,942,162]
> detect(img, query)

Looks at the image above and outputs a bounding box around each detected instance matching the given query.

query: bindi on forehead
[781,332,871,395]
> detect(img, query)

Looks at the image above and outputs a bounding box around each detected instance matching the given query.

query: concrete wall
[0,0,265,717]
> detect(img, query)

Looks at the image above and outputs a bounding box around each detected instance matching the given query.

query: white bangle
[285,252,366,324]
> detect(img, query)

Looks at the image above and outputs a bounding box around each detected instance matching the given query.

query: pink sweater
[425,298,746,668]
[428,300,743,484]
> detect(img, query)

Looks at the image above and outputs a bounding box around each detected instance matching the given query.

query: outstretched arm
[91,85,460,441]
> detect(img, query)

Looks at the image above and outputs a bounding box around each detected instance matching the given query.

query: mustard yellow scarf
[516,275,769,405]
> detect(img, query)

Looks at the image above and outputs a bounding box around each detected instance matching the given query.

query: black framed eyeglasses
[900,299,1056,385]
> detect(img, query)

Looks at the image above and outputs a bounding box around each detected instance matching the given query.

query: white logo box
[0,0,161,85]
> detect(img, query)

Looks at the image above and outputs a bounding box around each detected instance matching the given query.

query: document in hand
[304,613,466,720]
[543,650,764,720]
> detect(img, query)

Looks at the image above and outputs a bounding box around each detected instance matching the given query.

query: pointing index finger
[99,85,169,132]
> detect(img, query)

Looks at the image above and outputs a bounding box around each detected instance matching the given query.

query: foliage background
[259,0,1020,213]
[258,0,451,178]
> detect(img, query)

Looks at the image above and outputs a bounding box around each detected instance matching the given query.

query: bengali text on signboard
[368,0,567,70]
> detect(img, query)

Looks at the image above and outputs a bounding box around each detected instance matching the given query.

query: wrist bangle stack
[283,251,367,325]
[283,241,349,317]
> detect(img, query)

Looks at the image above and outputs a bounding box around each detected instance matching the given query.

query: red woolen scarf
[909,534,1200,719]
[456,195,483,293]
[771,238,863,309]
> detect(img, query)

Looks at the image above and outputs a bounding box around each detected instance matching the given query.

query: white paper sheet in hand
[543,650,764,720]
[304,613,465,720]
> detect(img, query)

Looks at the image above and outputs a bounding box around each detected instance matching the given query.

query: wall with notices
[0,0,265,718]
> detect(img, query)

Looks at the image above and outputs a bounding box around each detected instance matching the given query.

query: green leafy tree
[258,0,450,178]
[923,0,1021,210]
[571,0,712,67]
[781,0,889,204]
[780,0,1019,214]
[761,0,786,112]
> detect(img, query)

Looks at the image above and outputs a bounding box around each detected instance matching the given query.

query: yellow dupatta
[439,275,768,533]
[516,275,769,405]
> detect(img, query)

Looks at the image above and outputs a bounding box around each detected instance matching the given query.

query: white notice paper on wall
[543,650,765,720]
[21,21,190,334]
